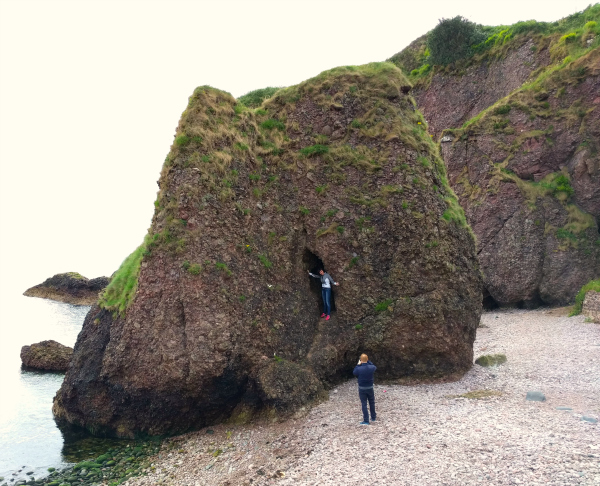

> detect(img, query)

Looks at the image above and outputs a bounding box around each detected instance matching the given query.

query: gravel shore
[124,308,599,486]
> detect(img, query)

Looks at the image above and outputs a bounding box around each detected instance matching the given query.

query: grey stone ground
[124,308,599,486]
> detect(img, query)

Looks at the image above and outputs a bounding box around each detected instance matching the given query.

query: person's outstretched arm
[324,272,339,286]
[307,271,320,278]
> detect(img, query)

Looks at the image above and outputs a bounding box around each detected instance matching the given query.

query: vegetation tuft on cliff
[388,4,600,87]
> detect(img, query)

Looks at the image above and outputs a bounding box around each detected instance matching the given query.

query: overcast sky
[0,0,594,296]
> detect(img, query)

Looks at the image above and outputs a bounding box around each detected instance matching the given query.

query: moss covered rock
[20,340,73,371]
[54,63,482,438]
[475,354,507,367]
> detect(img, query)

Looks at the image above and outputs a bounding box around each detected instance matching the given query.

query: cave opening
[482,289,499,311]
[302,248,336,313]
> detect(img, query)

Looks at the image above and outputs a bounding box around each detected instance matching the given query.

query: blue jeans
[359,387,376,423]
[321,287,332,315]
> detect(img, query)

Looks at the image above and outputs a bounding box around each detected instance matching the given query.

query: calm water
[0,293,126,481]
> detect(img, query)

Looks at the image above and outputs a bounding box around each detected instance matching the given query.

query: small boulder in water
[21,340,73,371]
[23,272,109,305]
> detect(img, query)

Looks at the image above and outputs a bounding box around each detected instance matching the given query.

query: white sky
[0,0,593,295]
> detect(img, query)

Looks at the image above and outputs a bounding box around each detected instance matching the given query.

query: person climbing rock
[353,353,377,425]
[307,268,339,320]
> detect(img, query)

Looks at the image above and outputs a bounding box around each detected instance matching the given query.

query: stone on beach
[582,290,600,323]
[525,391,546,402]
[475,353,507,367]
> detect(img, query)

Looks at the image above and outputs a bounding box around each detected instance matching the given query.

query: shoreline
[120,307,599,486]
[4,307,598,486]
[23,289,98,307]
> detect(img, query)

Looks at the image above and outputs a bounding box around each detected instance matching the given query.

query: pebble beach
[115,308,600,486]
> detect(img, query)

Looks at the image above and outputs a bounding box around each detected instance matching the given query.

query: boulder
[583,290,600,323]
[526,391,546,402]
[53,63,482,438]
[475,354,507,367]
[21,340,73,371]
[23,273,109,306]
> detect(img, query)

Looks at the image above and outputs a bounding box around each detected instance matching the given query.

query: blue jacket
[353,360,376,388]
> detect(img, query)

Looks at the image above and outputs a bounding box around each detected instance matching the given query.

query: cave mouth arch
[302,248,336,313]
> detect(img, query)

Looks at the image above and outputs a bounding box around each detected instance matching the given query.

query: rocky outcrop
[413,38,551,138]
[583,290,600,323]
[24,272,109,305]
[21,340,73,371]
[386,10,600,307]
[54,63,482,438]
[441,50,600,307]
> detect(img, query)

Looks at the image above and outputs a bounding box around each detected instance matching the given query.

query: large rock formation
[441,49,600,307]
[388,10,600,307]
[53,63,482,438]
[21,340,73,371]
[24,272,109,305]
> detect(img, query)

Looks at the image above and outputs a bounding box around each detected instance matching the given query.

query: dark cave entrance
[482,288,499,311]
[302,248,336,313]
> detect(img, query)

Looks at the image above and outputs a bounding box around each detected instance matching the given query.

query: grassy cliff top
[388,4,600,85]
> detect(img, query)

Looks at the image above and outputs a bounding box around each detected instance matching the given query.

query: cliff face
[388,8,600,306]
[442,50,600,307]
[23,272,109,306]
[54,63,482,438]
[413,38,550,138]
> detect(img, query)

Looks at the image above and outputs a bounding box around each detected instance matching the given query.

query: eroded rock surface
[54,63,482,438]
[440,50,600,307]
[413,39,551,138]
[21,340,73,371]
[24,272,109,305]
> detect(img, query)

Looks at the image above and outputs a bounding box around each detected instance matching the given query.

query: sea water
[0,293,125,481]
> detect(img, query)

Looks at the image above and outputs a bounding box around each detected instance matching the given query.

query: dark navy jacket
[353,360,376,388]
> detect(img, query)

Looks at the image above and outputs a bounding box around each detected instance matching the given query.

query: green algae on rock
[54,62,482,438]
[475,354,507,367]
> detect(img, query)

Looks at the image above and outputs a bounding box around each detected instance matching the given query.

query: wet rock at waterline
[24,272,109,306]
[54,63,482,438]
[21,340,73,372]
